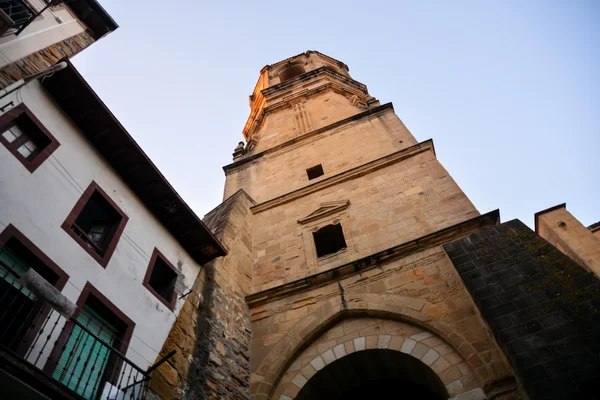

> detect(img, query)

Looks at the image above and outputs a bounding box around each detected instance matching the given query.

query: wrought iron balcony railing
[0,0,63,37]
[0,266,151,400]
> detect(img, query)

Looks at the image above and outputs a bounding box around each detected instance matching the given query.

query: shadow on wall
[185,261,217,399]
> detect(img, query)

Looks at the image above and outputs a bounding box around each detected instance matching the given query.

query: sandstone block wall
[251,147,478,292]
[535,205,600,279]
[224,106,417,203]
[249,86,367,154]
[592,225,600,240]
[274,317,481,399]
[146,191,254,400]
[249,244,518,399]
[445,219,600,400]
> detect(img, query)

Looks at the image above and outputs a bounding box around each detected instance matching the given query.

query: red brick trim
[0,223,69,290]
[43,282,136,384]
[61,181,129,268]
[0,104,60,173]
[142,248,177,311]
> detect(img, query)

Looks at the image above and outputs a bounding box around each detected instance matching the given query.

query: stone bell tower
[223,50,522,400]
[149,50,600,400]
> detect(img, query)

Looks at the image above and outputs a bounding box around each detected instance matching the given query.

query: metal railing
[0,268,151,400]
[0,0,62,37]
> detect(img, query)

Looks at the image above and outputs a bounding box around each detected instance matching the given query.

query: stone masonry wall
[249,244,519,399]
[146,190,254,400]
[535,205,600,279]
[224,107,417,203]
[252,148,479,292]
[249,89,368,155]
[444,219,600,400]
[0,31,94,88]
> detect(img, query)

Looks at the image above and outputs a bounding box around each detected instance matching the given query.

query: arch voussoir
[276,321,480,400]
[252,292,499,399]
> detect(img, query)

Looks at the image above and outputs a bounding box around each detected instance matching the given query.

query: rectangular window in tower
[313,223,347,258]
[306,164,324,180]
[0,104,60,173]
[62,182,129,268]
[143,248,178,310]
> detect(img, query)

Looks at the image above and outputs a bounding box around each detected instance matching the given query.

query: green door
[52,306,120,399]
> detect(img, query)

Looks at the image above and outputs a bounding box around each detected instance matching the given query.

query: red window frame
[0,224,69,356]
[0,223,69,290]
[61,181,129,268]
[0,104,60,173]
[142,248,178,311]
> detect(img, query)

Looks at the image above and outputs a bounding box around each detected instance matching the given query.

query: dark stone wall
[444,219,600,400]
[146,190,254,400]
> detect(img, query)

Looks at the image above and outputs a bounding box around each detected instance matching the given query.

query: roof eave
[40,59,226,265]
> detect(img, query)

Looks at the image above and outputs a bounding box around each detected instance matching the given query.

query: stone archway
[295,349,448,400]
[271,318,483,400]
[251,289,508,399]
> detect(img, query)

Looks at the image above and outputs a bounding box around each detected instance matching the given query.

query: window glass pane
[2,126,23,143]
[17,143,33,158]
[2,129,17,143]
[2,130,16,142]
[10,125,24,138]
[23,140,37,152]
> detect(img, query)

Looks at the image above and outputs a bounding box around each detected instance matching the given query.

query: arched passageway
[296,349,448,400]
[270,318,483,400]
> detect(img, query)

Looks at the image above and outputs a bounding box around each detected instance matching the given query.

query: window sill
[142,284,175,312]
[317,247,348,264]
[62,223,112,267]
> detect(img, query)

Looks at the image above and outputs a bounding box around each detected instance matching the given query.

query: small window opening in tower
[279,64,306,82]
[306,164,324,180]
[313,223,347,258]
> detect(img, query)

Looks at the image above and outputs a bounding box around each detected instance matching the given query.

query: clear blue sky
[73,0,599,228]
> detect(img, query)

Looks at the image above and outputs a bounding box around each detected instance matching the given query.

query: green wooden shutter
[0,248,34,299]
[52,306,120,399]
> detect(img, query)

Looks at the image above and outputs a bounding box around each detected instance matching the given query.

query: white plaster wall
[0,81,204,370]
[0,2,85,68]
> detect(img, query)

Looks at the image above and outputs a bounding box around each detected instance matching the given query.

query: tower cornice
[262,66,365,98]
[248,139,437,214]
[225,102,394,174]
[266,50,349,73]
[242,66,372,142]
[245,210,500,306]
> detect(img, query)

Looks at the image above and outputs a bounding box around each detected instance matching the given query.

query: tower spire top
[242,51,375,145]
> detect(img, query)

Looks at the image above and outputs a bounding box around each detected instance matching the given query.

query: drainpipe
[0,61,67,100]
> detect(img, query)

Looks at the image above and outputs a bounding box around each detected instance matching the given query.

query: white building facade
[0,59,225,399]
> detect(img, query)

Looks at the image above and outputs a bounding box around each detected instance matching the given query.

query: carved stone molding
[298,200,350,225]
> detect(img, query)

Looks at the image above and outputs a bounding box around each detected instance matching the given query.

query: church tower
[222,51,521,399]
[150,51,600,400]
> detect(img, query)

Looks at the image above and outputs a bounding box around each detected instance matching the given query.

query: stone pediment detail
[298,200,350,225]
